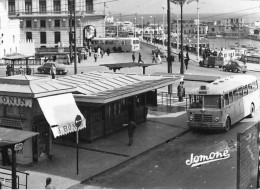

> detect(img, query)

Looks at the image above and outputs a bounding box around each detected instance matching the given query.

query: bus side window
[252,81,258,91]
[243,85,248,96]
[248,83,253,93]
[229,91,233,104]
[224,94,229,106]
[233,89,238,101]
[238,87,243,98]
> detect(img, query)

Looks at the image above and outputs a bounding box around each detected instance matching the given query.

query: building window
[26,32,32,41]
[40,20,46,28]
[54,32,61,44]
[26,20,32,28]
[8,0,15,13]
[39,0,47,13]
[40,32,46,44]
[86,0,93,12]
[25,0,32,13]
[54,20,60,27]
[53,0,61,12]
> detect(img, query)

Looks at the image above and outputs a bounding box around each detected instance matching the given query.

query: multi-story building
[170,19,208,37]
[6,0,105,48]
[0,1,20,58]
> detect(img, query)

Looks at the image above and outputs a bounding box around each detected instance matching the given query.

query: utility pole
[74,0,77,74]
[180,1,184,74]
[167,0,172,93]
[154,17,155,44]
[69,1,73,64]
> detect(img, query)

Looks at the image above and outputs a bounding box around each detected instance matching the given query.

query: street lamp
[187,0,200,61]
[141,17,144,41]
[162,6,166,50]
[171,0,194,74]
[150,16,152,43]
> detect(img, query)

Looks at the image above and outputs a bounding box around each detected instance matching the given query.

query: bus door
[232,89,242,123]
[237,87,245,119]
[223,93,234,124]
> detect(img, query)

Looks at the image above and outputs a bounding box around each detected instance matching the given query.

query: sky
[103,0,260,16]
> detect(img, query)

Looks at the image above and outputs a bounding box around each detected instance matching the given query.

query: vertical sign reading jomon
[237,123,260,189]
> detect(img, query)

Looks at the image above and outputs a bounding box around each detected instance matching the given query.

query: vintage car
[37,62,69,75]
[223,60,247,73]
[199,56,224,68]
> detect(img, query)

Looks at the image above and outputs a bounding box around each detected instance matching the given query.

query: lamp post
[186,0,199,60]
[141,17,144,41]
[162,5,166,50]
[171,0,195,74]
[167,0,172,93]
[154,17,156,44]
[150,16,152,43]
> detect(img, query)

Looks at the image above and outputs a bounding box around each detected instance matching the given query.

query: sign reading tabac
[0,96,32,107]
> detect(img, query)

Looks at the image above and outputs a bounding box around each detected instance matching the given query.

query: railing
[4,59,42,66]
[6,68,37,76]
[157,91,189,110]
[0,166,29,189]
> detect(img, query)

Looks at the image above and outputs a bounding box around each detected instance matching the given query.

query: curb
[70,128,190,188]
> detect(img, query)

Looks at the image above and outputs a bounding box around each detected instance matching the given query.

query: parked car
[152,47,167,57]
[199,56,224,68]
[37,62,69,75]
[223,60,247,73]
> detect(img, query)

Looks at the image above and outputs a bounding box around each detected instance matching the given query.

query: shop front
[0,75,86,164]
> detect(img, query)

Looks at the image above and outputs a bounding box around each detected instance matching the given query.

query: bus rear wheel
[224,117,231,132]
[249,104,255,118]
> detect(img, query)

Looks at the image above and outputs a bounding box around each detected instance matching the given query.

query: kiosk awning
[0,127,38,147]
[37,93,86,138]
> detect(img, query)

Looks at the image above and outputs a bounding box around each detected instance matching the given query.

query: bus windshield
[190,95,221,109]
[190,95,203,108]
[204,95,221,108]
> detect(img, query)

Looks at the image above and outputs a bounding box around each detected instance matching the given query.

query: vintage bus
[91,37,140,52]
[187,75,260,132]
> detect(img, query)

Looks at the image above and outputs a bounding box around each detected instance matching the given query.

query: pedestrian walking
[6,63,11,76]
[50,64,56,79]
[106,48,110,56]
[66,54,70,65]
[185,52,190,70]
[138,53,144,63]
[26,65,31,75]
[97,47,101,56]
[19,66,24,75]
[89,47,92,57]
[132,52,135,62]
[100,48,104,58]
[94,52,98,62]
[152,53,156,63]
[125,121,137,146]
[177,81,185,102]
[52,55,57,62]
[178,50,182,62]
[45,177,56,189]
[157,54,162,64]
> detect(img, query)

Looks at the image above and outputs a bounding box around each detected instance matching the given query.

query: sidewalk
[142,41,260,72]
[5,103,188,189]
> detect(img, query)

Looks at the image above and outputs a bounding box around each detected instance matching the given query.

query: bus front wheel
[249,104,255,118]
[224,117,231,132]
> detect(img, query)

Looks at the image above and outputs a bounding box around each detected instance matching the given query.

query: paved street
[71,109,260,189]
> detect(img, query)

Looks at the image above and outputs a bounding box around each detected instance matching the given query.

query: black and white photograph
[0,0,260,189]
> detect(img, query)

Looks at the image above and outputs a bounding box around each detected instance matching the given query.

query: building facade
[6,0,105,48]
[0,2,20,58]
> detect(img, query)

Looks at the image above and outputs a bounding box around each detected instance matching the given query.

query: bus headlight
[214,117,219,122]
[189,116,193,121]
